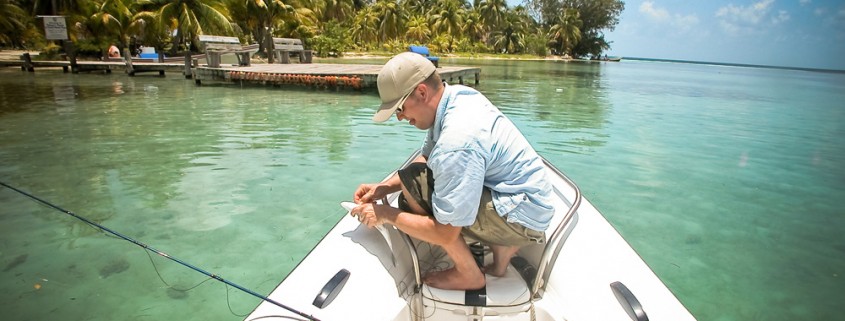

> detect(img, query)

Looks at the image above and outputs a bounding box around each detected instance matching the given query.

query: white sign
[43,16,68,40]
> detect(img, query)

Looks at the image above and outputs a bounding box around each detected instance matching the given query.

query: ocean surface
[0,58,843,321]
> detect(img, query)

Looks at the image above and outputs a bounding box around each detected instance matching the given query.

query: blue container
[139,53,160,59]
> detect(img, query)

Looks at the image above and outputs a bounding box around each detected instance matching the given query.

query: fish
[3,254,27,272]
[341,202,396,266]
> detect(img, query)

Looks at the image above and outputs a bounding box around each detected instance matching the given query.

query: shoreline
[0,49,578,63]
[335,51,575,62]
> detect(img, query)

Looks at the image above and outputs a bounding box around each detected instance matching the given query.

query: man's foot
[482,263,509,277]
[423,267,486,290]
[483,244,521,277]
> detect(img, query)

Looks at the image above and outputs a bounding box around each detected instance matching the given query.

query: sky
[511,0,845,70]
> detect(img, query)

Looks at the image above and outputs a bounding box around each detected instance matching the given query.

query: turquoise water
[1,59,843,321]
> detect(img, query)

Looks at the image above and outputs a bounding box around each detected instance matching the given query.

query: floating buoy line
[228,71,365,90]
[0,180,319,321]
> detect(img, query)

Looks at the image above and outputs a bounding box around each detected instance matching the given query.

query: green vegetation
[0,0,624,59]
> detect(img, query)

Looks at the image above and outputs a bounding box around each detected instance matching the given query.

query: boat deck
[244,158,697,321]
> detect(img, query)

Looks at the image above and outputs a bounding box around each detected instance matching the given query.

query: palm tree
[350,6,378,48]
[405,15,429,44]
[0,0,28,46]
[402,0,433,17]
[477,0,506,32]
[226,0,258,42]
[490,6,529,54]
[30,0,87,16]
[275,2,317,40]
[372,0,404,44]
[548,8,581,56]
[246,0,293,62]
[428,0,465,51]
[320,0,354,21]
[137,0,234,54]
[90,0,145,51]
[463,9,485,44]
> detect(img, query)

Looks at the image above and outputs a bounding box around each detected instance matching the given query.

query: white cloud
[716,0,772,25]
[772,10,790,24]
[639,1,700,34]
[799,0,811,6]
[640,1,670,21]
[834,8,845,28]
[816,7,845,26]
[716,0,788,35]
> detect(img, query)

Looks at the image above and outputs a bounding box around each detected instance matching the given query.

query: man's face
[396,84,435,130]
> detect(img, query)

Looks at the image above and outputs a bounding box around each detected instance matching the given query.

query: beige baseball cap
[373,52,436,122]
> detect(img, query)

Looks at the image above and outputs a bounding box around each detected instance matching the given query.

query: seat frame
[387,150,582,320]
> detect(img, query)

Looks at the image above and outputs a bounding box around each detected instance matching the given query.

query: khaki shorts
[397,163,545,247]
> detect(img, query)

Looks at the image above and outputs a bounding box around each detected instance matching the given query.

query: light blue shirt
[421,84,555,231]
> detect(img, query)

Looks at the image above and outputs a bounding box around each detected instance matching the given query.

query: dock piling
[21,53,34,72]
[123,48,135,76]
[184,51,192,79]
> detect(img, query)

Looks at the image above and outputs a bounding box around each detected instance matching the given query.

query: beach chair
[198,35,259,68]
[272,38,313,64]
[409,45,440,67]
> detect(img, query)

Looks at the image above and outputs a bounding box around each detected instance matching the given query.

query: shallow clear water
[1,59,843,321]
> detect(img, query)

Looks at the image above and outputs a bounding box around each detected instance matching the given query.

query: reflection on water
[1,61,844,321]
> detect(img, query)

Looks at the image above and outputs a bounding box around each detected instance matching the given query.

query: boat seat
[421,263,531,307]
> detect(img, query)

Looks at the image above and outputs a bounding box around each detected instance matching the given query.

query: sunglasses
[396,88,416,115]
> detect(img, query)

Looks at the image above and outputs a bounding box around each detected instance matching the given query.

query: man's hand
[353,183,392,204]
[349,203,391,228]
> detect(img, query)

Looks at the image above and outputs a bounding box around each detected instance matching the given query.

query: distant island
[622,57,845,74]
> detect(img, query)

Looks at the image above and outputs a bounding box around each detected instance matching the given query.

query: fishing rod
[0,180,319,321]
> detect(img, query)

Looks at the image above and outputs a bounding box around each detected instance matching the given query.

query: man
[351,52,555,291]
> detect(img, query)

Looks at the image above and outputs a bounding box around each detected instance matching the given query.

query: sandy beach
[0,49,37,60]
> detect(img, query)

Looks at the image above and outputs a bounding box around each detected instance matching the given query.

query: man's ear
[418,83,428,102]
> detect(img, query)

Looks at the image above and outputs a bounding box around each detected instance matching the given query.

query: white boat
[244,151,697,321]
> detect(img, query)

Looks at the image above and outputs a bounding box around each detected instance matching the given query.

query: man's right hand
[353,183,391,204]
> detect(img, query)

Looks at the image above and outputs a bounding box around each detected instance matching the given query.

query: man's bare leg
[422,235,486,290]
[400,183,427,214]
[484,244,521,277]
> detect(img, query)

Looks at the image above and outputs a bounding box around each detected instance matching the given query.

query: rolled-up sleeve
[428,149,486,227]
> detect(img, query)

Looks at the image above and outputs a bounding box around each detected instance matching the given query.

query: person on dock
[108,44,120,58]
[350,52,555,290]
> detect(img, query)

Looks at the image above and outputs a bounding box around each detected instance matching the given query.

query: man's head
[374,53,441,126]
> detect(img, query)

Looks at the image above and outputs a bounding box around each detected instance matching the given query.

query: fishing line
[0,180,319,321]
[141,249,213,292]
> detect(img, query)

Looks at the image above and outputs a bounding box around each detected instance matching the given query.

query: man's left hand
[350,203,389,228]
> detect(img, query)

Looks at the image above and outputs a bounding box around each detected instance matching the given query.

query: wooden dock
[1,54,482,90]
[193,63,481,90]
[0,57,186,76]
